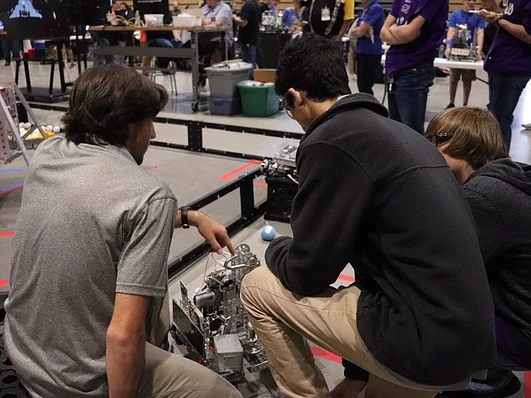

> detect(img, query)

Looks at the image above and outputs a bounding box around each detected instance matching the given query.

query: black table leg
[49,60,55,96]
[23,58,32,93]
[56,40,67,92]
[15,60,20,85]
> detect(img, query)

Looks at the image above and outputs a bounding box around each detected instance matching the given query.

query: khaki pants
[138,295,242,398]
[241,267,442,398]
[137,343,242,398]
[347,39,357,76]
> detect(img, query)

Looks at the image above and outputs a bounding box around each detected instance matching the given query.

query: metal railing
[168,166,266,278]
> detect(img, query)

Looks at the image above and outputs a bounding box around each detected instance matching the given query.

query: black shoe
[445,102,455,109]
[437,374,522,398]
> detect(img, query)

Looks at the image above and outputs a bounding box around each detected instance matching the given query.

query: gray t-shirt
[4,136,177,397]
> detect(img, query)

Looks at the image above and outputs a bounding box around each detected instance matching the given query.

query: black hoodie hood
[462,158,531,366]
[302,93,389,143]
[466,158,531,196]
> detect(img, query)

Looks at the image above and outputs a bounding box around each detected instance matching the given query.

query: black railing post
[167,168,266,278]
[240,178,255,220]
[187,122,204,152]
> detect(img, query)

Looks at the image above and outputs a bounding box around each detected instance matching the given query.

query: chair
[147,59,178,95]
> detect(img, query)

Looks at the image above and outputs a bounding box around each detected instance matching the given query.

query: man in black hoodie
[426,107,531,398]
[240,33,496,398]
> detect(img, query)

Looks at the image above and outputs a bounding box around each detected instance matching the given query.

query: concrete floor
[0,60,530,397]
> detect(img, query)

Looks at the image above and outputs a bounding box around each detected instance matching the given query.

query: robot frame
[171,244,269,386]
[448,25,481,61]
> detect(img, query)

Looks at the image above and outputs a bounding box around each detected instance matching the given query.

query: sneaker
[436,374,522,398]
[522,122,531,130]
[445,102,455,109]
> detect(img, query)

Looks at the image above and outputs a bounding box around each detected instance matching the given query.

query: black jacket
[463,159,531,368]
[265,94,496,385]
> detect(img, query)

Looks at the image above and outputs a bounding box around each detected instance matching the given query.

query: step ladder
[0,83,47,166]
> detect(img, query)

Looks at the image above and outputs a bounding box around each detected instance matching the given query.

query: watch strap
[179,206,190,229]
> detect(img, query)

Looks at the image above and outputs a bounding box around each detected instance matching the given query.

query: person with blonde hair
[427,107,531,398]
[425,106,507,182]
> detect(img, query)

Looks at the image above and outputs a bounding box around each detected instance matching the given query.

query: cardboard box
[254,69,276,84]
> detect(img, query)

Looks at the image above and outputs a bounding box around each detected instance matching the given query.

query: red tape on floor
[0,182,24,196]
[0,280,8,287]
[0,231,15,237]
[219,160,267,188]
[311,346,342,364]
[338,274,355,283]
[525,371,530,398]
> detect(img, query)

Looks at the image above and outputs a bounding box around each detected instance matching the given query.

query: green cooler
[237,81,279,117]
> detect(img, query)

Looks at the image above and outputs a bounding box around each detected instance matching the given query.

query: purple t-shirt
[484,0,531,75]
[385,0,449,76]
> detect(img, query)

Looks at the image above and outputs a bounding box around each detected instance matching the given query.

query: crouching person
[426,107,531,398]
[240,33,497,398]
[4,65,242,398]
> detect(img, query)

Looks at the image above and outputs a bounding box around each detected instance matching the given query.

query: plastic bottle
[134,10,142,27]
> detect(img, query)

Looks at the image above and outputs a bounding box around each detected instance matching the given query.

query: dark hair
[62,65,168,146]
[275,33,350,104]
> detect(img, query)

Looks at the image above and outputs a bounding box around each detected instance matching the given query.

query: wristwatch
[179,206,190,229]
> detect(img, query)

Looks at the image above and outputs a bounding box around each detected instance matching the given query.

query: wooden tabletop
[0,31,7,36]
[89,25,231,32]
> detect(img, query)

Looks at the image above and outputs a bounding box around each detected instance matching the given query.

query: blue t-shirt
[385,0,448,76]
[356,1,385,55]
[282,7,301,27]
[448,9,486,45]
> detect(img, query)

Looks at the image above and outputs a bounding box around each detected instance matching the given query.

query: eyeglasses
[281,91,294,119]
[428,132,454,146]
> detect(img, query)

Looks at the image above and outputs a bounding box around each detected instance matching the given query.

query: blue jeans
[93,33,114,65]
[356,53,382,96]
[241,44,257,78]
[3,39,21,63]
[489,72,530,151]
[388,64,435,135]
[148,38,182,69]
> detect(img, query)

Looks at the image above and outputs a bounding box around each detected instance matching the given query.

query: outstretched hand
[478,9,502,23]
[190,211,235,255]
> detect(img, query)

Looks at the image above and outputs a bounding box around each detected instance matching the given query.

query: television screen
[134,0,168,18]
[0,0,72,39]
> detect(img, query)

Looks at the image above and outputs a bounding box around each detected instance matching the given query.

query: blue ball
[261,224,277,241]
